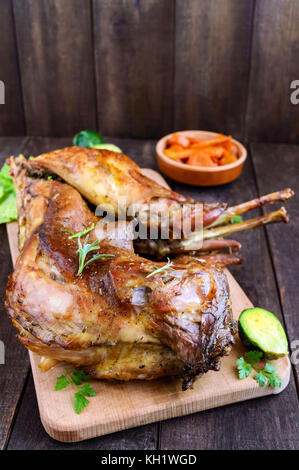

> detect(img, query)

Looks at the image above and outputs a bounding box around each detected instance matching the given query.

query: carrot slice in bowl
[186,151,218,167]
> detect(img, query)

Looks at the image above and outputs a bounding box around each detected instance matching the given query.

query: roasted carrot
[219,150,238,165]
[164,148,197,160]
[168,133,190,148]
[207,147,224,159]
[163,133,239,168]
[187,151,217,167]
[163,145,186,160]
[190,135,232,149]
[223,140,238,156]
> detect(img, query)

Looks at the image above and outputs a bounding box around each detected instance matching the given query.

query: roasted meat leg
[25,147,294,259]
[24,146,226,234]
[6,159,236,389]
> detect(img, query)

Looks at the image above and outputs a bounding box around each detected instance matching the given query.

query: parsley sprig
[236,350,282,388]
[146,257,175,279]
[253,363,282,387]
[55,368,96,414]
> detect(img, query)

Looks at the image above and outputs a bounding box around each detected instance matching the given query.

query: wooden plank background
[93,0,175,138]
[12,0,97,136]
[0,1,25,135]
[0,0,298,142]
[173,0,254,141]
[246,0,299,143]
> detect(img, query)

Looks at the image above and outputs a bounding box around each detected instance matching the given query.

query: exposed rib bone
[187,238,241,252]
[209,188,294,227]
[203,207,289,240]
[134,237,241,258]
[174,251,242,267]
[135,205,289,258]
[198,253,243,266]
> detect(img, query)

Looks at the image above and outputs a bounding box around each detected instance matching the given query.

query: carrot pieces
[187,151,218,167]
[168,133,191,148]
[220,150,238,165]
[190,134,231,149]
[163,133,239,167]
[163,146,192,160]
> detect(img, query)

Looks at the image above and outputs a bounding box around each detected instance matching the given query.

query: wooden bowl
[156,130,247,186]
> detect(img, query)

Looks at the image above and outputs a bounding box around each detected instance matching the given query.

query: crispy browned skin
[6,159,236,388]
[25,146,226,233]
[24,147,294,261]
[20,334,183,381]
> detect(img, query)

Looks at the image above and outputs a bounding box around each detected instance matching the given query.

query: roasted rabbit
[6,158,237,389]
[25,147,294,259]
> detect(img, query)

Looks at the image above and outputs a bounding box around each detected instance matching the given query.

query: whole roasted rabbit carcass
[5,147,294,389]
[6,157,237,389]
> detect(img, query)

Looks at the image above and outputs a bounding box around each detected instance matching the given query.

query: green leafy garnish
[245,350,263,363]
[254,363,282,388]
[74,392,90,414]
[62,224,115,275]
[72,370,91,385]
[55,368,96,414]
[257,363,281,388]
[76,233,115,275]
[267,371,282,388]
[73,382,97,415]
[0,164,17,224]
[263,362,276,374]
[236,357,252,378]
[73,130,104,148]
[55,374,70,391]
[146,257,175,279]
[72,130,122,152]
[223,215,243,226]
[236,351,282,388]
[229,215,243,224]
[80,383,96,397]
[62,223,95,240]
[254,371,267,387]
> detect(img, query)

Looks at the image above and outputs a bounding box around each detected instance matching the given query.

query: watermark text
[290,80,299,104]
[0,340,5,364]
[0,80,4,104]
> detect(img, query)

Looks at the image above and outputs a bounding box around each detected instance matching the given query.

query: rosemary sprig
[62,223,95,240]
[62,223,114,274]
[76,233,114,275]
[146,257,175,279]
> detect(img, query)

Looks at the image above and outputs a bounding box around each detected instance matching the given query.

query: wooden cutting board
[6,168,290,442]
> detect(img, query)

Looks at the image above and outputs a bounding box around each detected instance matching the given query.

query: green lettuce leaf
[0,164,17,224]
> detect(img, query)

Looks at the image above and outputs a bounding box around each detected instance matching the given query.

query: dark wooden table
[0,137,298,450]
